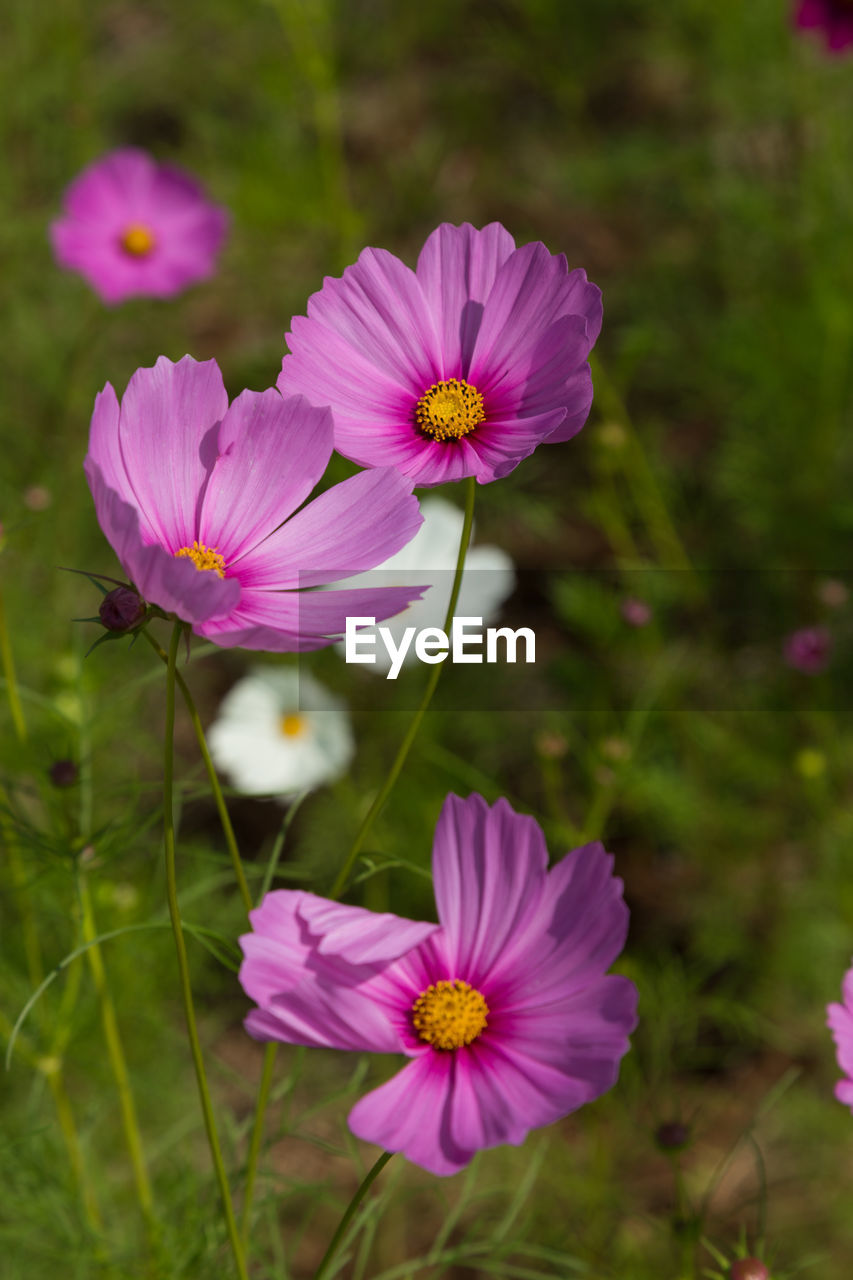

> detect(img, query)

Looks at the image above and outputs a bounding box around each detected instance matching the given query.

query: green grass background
[3,0,853,1276]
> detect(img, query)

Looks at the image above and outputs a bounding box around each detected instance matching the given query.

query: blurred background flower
[50,147,229,303]
[783,625,832,673]
[207,666,353,798]
[794,0,853,53]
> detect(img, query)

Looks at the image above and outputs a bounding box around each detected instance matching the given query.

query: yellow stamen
[414,378,485,442]
[279,713,306,738]
[120,224,157,257]
[411,979,489,1050]
[174,541,226,578]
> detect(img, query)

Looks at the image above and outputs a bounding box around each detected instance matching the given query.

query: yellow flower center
[174,541,226,578]
[411,979,489,1050]
[279,713,306,738]
[414,378,485,442]
[120,224,157,257]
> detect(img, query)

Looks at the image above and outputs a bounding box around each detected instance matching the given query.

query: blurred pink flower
[240,792,637,1175]
[783,625,831,674]
[621,597,652,628]
[827,960,853,1111]
[51,148,228,303]
[278,222,601,486]
[85,355,424,651]
[795,0,853,52]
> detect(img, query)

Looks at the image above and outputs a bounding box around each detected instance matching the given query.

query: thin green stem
[240,794,307,1243]
[77,868,157,1243]
[240,1041,277,1245]
[0,581,27,744]
[144,629,252,915]
[43,1061,105,1234]
[313,1151,394,1280]
[162,622,249,1280]
[329,476,477,900]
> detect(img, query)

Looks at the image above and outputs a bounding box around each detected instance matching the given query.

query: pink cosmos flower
[783,625,832,674]
[84,355,424,651]
[795,0,853,52]
[50,148,228,304]
[239,792,637,1175]
[277,222,602,487]
[827,960,853,1111]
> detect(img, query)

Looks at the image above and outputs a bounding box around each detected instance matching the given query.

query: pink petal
[415,222,517,376]
[448,1045,531,1151]
[198,391,333,561]
[468,411,570,482]
[244,981,400,1052]
[85,463,240,622]
[116,355,229,550]
[282,245,441,396]
[85,382,158,542]
[297,896,439,965]
[196,583,423,652]
[279,325,415,458]
[468,243,584,396]
[348,1054,474,1175]
[487,842,630,1003]
[492,975,640,1076]
[543,366,594,444]
[835,1079,853,1110]
[431,794,549,985]
[63,148,155,222]
[796,0,825,27]
[459,982,636,1137]
[562,267,603,346]
[231,466,422,590]
[828,1000,853,1078]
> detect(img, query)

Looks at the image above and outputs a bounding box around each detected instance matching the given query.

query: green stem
[240,1040,277,1245]
[77,868,157,1243]
[162,622,249,1280]
[43,1060,105,1234]
[313,1151,394,1280]
[240,795,307,1242]
[0,581,27,744]
[144,629,252,916]
[329,476,477,900]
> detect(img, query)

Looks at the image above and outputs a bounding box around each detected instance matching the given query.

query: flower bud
[49,759,78,788]
[730,1260,770,1280]
[99,586,145,632]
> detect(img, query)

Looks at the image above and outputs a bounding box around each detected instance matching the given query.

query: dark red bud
[49,759,79,788]
[99,587,145,632]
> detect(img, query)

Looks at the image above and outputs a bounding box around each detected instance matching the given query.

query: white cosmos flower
[333,496,515,675]
[208,667,353,798]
